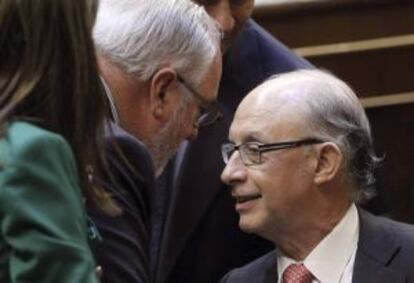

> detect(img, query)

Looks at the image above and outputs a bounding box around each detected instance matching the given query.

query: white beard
[146,103,187,177]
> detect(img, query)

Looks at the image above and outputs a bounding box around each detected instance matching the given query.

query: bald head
[239,69,365,125]
[232,69,380,202]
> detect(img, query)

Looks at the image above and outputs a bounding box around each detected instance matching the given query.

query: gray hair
[266,70,382,203]
[93,0,221,86]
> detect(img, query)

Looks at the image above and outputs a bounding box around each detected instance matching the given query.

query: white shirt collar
[277,204,359,283]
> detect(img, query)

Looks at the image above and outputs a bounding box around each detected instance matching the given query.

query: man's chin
[238,217,259,235]
[154,164,166,178]
[153,154,173,177]
[153,146,180,177]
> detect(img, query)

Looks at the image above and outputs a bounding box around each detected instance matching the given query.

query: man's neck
[274,201,352,260]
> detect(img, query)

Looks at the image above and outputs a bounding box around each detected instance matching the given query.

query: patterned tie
[282,264,314,283]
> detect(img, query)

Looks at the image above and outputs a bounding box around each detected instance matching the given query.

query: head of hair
[93,0,221,88]
[265,69,382,203]
[0,0,115,211]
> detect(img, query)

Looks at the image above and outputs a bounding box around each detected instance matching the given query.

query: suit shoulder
[361,210,414,242]
[244,20,312,71]
[0,121,85,222]
[359,210,414,261]
[357,210,414,280]
[380,217,414,250]
[1,121,75,169]
[220,250,276,283]
[223,19,312,94]
[101,122,154,207]
[105,122,153,171]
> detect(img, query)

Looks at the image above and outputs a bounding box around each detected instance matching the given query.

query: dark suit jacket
[155,20,313,283]
[0,122,99,283]
[88,122,154,283]
[220,209,414,283]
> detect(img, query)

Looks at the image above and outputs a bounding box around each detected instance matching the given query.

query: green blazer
[0,122,99,283]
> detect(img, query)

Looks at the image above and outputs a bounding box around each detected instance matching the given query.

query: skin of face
[220,86,321,242]
[148,53,223,176]
[146,96,187,176]
[193,0,255,52]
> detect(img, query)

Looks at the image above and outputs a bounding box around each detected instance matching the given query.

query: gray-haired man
[87,0,222,282]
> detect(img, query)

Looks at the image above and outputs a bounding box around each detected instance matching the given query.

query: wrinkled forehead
[229,85,307,142]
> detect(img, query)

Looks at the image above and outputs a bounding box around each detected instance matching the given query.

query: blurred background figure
[0,0,114,282]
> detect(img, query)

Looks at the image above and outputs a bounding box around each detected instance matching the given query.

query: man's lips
[235,194,262,204]
[233,193,261,212]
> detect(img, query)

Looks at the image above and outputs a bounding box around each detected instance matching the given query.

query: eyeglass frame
[176,74,223,128]
[221,138,325,166]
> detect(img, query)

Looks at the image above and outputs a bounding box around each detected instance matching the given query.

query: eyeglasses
[177,74,223,128]
[221,138,325,166]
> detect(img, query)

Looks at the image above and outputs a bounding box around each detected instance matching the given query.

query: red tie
[282,264,313,283]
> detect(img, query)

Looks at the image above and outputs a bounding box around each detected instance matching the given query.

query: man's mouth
[233,193,261,212]
[235,194,261,204]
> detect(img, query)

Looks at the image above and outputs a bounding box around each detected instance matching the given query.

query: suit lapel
[264,252,279,283]
[352,209,406,283]
[254,250,279,283]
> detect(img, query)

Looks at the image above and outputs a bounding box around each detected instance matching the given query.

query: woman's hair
[0,0,115,212]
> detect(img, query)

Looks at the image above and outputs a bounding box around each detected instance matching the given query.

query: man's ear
[149,67,176,119]
[314,142,343,185]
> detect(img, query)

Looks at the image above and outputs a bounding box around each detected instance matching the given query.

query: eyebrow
[228,132,264,144]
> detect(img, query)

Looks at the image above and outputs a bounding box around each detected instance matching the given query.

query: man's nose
[221,151,245,185]
[207,1,235,34]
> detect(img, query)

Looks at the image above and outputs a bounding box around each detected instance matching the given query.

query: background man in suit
[87,0,222,282]
[220,69,414,283]
[154,1,312,283]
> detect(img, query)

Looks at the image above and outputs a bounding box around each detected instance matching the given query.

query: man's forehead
[229,86,305,141]
[230,98,280,141]
[237,84,293,115]
[229,112,269,142]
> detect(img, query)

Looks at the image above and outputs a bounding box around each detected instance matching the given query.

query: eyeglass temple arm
[259,138,324,152]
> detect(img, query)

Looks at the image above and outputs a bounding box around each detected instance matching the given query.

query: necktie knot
[282,263,313,283]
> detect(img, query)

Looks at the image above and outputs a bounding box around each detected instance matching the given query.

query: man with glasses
[220,69,414,283]
[177,75,223,129]
[87,1,221,283]
[221,138,324,165]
